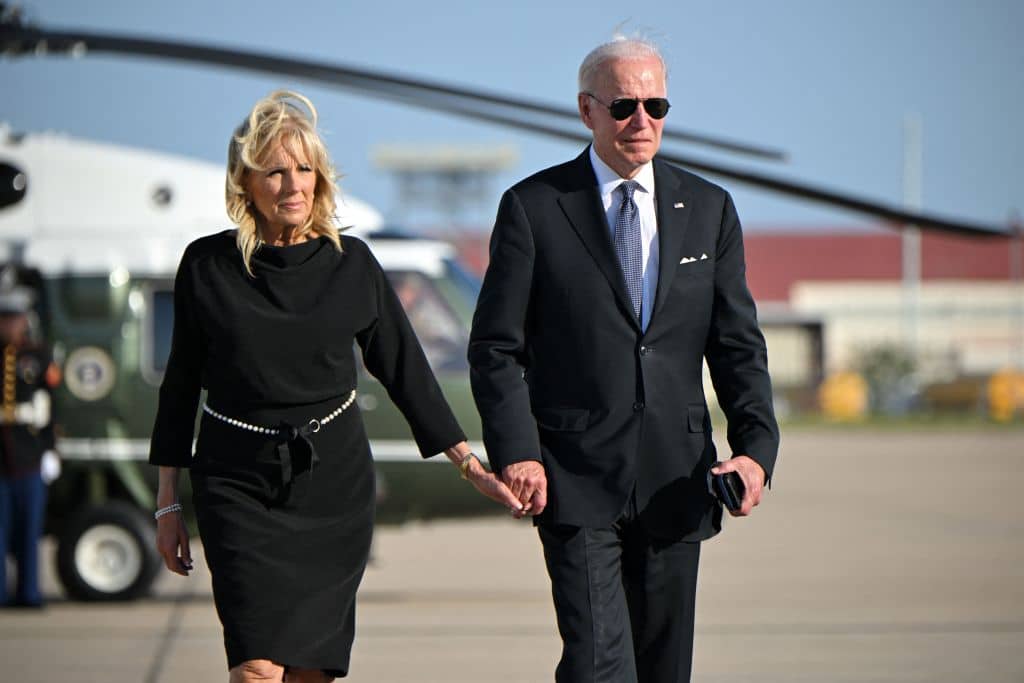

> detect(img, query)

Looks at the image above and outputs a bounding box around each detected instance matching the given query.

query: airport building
[745,229,1022,378]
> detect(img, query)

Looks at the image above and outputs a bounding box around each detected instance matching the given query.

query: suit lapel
[651,160,693,321]
[557,152,640,330]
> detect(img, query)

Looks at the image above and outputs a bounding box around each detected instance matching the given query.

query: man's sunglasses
[585,93,671,121]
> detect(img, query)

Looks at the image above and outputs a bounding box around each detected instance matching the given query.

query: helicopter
[0,5,1010,602]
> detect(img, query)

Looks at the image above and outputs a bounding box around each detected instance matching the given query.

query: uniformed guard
[0,282,60,608]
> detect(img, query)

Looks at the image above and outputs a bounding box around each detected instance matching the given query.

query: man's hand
[502,461,547,517]
[711,455,765,517]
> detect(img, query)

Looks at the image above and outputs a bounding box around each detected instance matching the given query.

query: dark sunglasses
[585,93,671,120]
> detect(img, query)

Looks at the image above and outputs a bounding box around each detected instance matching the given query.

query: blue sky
[2,0,1021,232]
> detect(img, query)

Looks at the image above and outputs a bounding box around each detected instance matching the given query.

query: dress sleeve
[354,244,465,458]
[148,247,206,467]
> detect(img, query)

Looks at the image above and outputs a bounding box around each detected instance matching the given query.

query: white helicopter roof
[0,127,385,275]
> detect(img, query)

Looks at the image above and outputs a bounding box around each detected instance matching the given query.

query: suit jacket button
[639,345,651,355]
[633,401,645,411]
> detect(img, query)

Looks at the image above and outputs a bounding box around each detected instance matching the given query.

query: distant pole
[902,114,922,362]
[1011,210,1023,369]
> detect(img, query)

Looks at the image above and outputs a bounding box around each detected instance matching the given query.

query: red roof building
[744,229,1018,303]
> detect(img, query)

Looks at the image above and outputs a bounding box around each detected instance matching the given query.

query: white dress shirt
[589,146,660,332]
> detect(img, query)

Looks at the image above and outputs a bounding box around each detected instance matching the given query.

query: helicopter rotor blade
[0,15,1009,237]
[333,93,1009,238]
[0,20,786,161]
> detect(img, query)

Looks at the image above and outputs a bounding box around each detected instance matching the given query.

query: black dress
[149,231,464,676]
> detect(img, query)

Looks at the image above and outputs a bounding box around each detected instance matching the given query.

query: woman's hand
[463,457,525,514]
[444,445,524,515]
[156,511,193,576]
[156,466,193,576]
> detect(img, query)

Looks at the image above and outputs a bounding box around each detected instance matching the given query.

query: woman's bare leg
[229,659,285,683]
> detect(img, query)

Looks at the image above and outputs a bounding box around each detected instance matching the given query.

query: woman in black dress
[149,90,521,683]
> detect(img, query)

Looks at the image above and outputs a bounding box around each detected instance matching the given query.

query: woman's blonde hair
[226,90,342,276]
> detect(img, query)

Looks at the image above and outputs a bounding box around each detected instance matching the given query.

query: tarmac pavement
[3,427,1023,682]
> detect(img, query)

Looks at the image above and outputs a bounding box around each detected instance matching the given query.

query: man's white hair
[577,34,667,93]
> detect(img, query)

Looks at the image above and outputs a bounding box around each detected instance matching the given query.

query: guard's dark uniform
[0,331,59,607]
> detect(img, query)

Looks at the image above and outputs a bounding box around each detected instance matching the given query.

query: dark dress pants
[0,472,47,607]
[538,496,701,683]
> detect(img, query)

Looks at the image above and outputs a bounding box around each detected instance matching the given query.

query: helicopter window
[385,270,469,372]
[437,259,481,330]
[0,163,28,209]
[150,289,174,374]
[53,276,115,320]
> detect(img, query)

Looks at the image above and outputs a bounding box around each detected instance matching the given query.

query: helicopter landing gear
[55,502,161,601]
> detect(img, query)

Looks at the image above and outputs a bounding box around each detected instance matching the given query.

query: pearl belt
[202,389,357,435]
[200,390,357,494]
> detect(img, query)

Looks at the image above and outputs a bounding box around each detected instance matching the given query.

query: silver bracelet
[154,502,183,520]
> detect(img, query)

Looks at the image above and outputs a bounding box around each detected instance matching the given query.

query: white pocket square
[680,254,710,265]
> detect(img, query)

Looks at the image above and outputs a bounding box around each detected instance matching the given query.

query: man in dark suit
[469,36,779,682]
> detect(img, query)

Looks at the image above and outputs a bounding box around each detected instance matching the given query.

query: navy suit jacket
[469,149,779,540]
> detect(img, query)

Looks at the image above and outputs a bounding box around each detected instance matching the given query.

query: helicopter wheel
[55,502,162,601]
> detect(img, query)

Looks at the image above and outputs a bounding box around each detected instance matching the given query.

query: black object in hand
[711,470,745,512]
